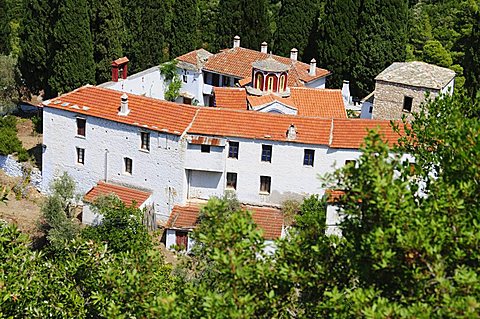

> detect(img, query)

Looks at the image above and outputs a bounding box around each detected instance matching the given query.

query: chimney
[233,35,240,48]
[286,124,297,140]
[261,41,268,53]
[342,80,351,105]
[111,57,129,82]
[118,93,130,116]
[309,58,316,76]
[290,48,298,61]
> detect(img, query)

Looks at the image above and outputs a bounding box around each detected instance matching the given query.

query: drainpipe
[104,149,109,182]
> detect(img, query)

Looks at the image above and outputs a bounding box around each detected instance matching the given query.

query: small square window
[76,118,86,137]
[228,141,239,159]
[76,147,85,164]
[226,172,237,190]
[261,145,272,162]
[141,132,150,151]
[201,145,211,153]
[303,149,315,166]
[260,176,271,194]
[124,157,133,174]
[403,96,413,112]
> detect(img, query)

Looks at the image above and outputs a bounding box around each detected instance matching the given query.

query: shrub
[0,115,28,161]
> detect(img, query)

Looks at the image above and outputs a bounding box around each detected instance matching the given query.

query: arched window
[266,75,277,92]
[255,72,264,90]
[279,73,287,92]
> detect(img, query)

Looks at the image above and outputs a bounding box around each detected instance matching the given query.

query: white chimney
[309,58,316,76]
[261,41,268,53]
[290,48,298,61]
[118,93,130,116]
[342,80,351,105]
[286,124,297,140]
[233,35,240,48]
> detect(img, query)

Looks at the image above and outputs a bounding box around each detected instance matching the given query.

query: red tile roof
[193,47,329,86]
[190,107,332,145]
[166,203,284,240]
[325,189,346,203]
[290,88,347,118]
[44,86,401,149]
[214,87,248,110]
[45,85,198,136]
[247,94,296,109]
[84,181,151,208]
[331,119,403,149]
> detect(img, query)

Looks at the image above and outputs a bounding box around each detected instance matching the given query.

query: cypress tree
[274,0,319,59]
[317,0,360,88]
[240,0,270,50]
[0,0,9,54]
[351,0,408,97]
[19,0,51,94]
[464,10,480,98]
[48,0,95,96]
[91,0,124,83]
[215,0,242,50]
[170,0,199,57]
[123,0,173,73]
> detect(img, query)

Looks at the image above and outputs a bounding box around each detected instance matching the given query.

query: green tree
[170,0,199,57]
[91,0,124,83]
[422,39,453,67]
[464,9,480,98]
[48,0,95,96]
[0,0,9,54]
[197,0,219,51]
[274,0,319,58]
[351,0,408,97]
[215,0,270,50]
[0,55,20,114]
[18,0,51,95]
[41,172,80,251]
[317,0,360,88]
[123,0,173,73]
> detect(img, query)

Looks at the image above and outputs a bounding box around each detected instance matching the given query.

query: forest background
[0,0,479,101]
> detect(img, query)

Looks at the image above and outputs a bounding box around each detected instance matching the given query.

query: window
[260,176,271,194]
[182,74,188,83]
[403,96,413,112]
[183,97,192,105]
[76,147,85,164]
[267,76,274,91]
[303,149,315,166]
[369,106,373,113]
[76,118,86,137]
[255,73,264,90]
[201,144,211,153]
[345,160,356,166]
[226,172,237,189]
[228,141,239,159]
[279,74,286,92]
[261,144,272,162]
[141,132,150,151]
[124,157,133,174]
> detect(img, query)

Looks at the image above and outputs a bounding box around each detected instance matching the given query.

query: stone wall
[372,81,439,120]
[0,155,43,191]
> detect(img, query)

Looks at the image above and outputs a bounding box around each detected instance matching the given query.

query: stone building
[367,61,455,120]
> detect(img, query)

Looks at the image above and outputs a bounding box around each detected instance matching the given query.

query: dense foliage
[0,115,28,161]
[0,0,474,99]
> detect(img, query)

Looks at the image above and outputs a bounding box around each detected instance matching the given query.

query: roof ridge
[183,108,201,138]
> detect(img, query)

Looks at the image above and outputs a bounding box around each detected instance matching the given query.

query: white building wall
[255,101,297,115]
[42,107,186,221]
[441,78,455,95]
[360,101,373,119]
[304,77,326,89]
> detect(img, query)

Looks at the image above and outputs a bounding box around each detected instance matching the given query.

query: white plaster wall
[101,66,166,100]
[441,78,455,95]
[178,68,205,105]
[325,204,343,236]
[255,101,297,115]
[42,107,187,221]
[185,144,225,172]
[305,77,326,89]
[187,170,224,200]
[360,101,373,119]
[224,138,361,206]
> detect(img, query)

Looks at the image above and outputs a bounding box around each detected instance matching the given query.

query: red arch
[255,72,264,90]
[266,74,278,92]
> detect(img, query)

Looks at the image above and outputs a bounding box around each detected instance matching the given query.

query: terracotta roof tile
[203,47,329,86]
[84,181,151,208]
[247,94,296,109]
[290,88,347,118]
[189,107,332,145]
[166,203,284,240]
[214,87,248,110]
[45,86,199,135]
[176,49,213,69]
[331,119,403,149]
